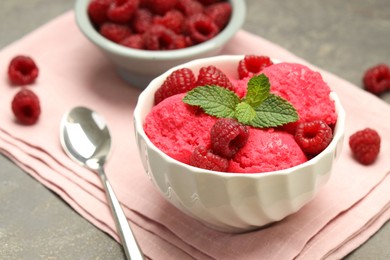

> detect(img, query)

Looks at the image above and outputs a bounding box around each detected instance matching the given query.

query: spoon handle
[98,168,144,260]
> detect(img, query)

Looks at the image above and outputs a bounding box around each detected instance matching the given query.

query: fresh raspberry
[198,0,221,5]
[184,35,195,47]
[349,128,381,165]
[99,22,132,43]
[142,0,178,15]
[153,9,185,34]
[294,120,333,156]
[154,68,196,104]
[11,88,41,125]
[363,64,390,95]
[131,8,153,33]
[196,65,234,91]
[87,0,111,26]
[8,55,39,85]
[238,55,274,79]
[120,34,144,49]
[210,118,249,158]
[176,0,204,16]
[174,35,189,49]
[186,13,219,44]
[143,25,182,50]
[107,0,139,23]
[190,146,229,172]
[204,2,232,29]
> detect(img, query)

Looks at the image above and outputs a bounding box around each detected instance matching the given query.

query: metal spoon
[60,106,144,260]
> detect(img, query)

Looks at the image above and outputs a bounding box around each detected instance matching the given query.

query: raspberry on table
[190,146,229,172]
[210,118,249,159]
[294,120,333,156]
[363,64,390,95]
[8,55,39,86]
[154,68,196,104]
[238,55,273,80]
[196,65,235,91]
[349,128,381,165]
[107,0,140,23]
[186,13,219,44]
[204,2,232,30]
[99,22,132,43]
[11,88,41,125]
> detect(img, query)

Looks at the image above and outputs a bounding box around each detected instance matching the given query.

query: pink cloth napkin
[0,11,389,259]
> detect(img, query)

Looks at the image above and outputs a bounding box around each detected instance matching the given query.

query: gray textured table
[1,0,389,259]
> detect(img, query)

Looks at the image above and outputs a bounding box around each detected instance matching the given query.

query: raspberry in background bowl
[74,0,246,88]
[133,55,346,232]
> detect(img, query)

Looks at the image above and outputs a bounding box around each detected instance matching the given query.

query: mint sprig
[182,85,240,118]
[183,74,299,128]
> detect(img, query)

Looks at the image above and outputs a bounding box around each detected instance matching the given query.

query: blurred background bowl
[133,55,346,233]
[74,0,246,88]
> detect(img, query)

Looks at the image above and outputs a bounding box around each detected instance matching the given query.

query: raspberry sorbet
[144,62,337,173]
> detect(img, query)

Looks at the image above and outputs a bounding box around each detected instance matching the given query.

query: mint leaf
[248,94,299,128]
[244,74,270,107]
[235,102,256,124]
[183,85,240,118]
[182,74,299,129]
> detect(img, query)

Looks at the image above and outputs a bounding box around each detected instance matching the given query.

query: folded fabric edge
[125,208,215,259]
[0,136,119,238]
[0,146,209,260]
[295,171,390,259]
[327,206,390,259]
[0,127,102,190]
[0,135,212,259]
[0,129,172,231]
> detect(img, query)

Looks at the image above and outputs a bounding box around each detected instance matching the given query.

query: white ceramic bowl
[133,55,346,233]
[74,0,246,88]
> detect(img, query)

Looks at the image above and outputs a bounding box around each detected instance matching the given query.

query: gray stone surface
[0,0,389,259]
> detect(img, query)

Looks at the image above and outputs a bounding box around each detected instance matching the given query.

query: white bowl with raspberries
[74,0,246,88]
[134,55,346,232]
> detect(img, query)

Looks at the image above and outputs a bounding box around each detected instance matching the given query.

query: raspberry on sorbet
[210,118,249,159]
[196,65,234,91]
[190,146,229,172]
[294,120,333,156]
[238,55,273,80]
[154,68,196,104]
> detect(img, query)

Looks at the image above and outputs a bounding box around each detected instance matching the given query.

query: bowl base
[116,67,153,89]
[200,219,275,234]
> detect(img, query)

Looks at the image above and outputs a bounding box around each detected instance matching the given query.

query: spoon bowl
[60,106,143,260]
[61,107,111,170]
